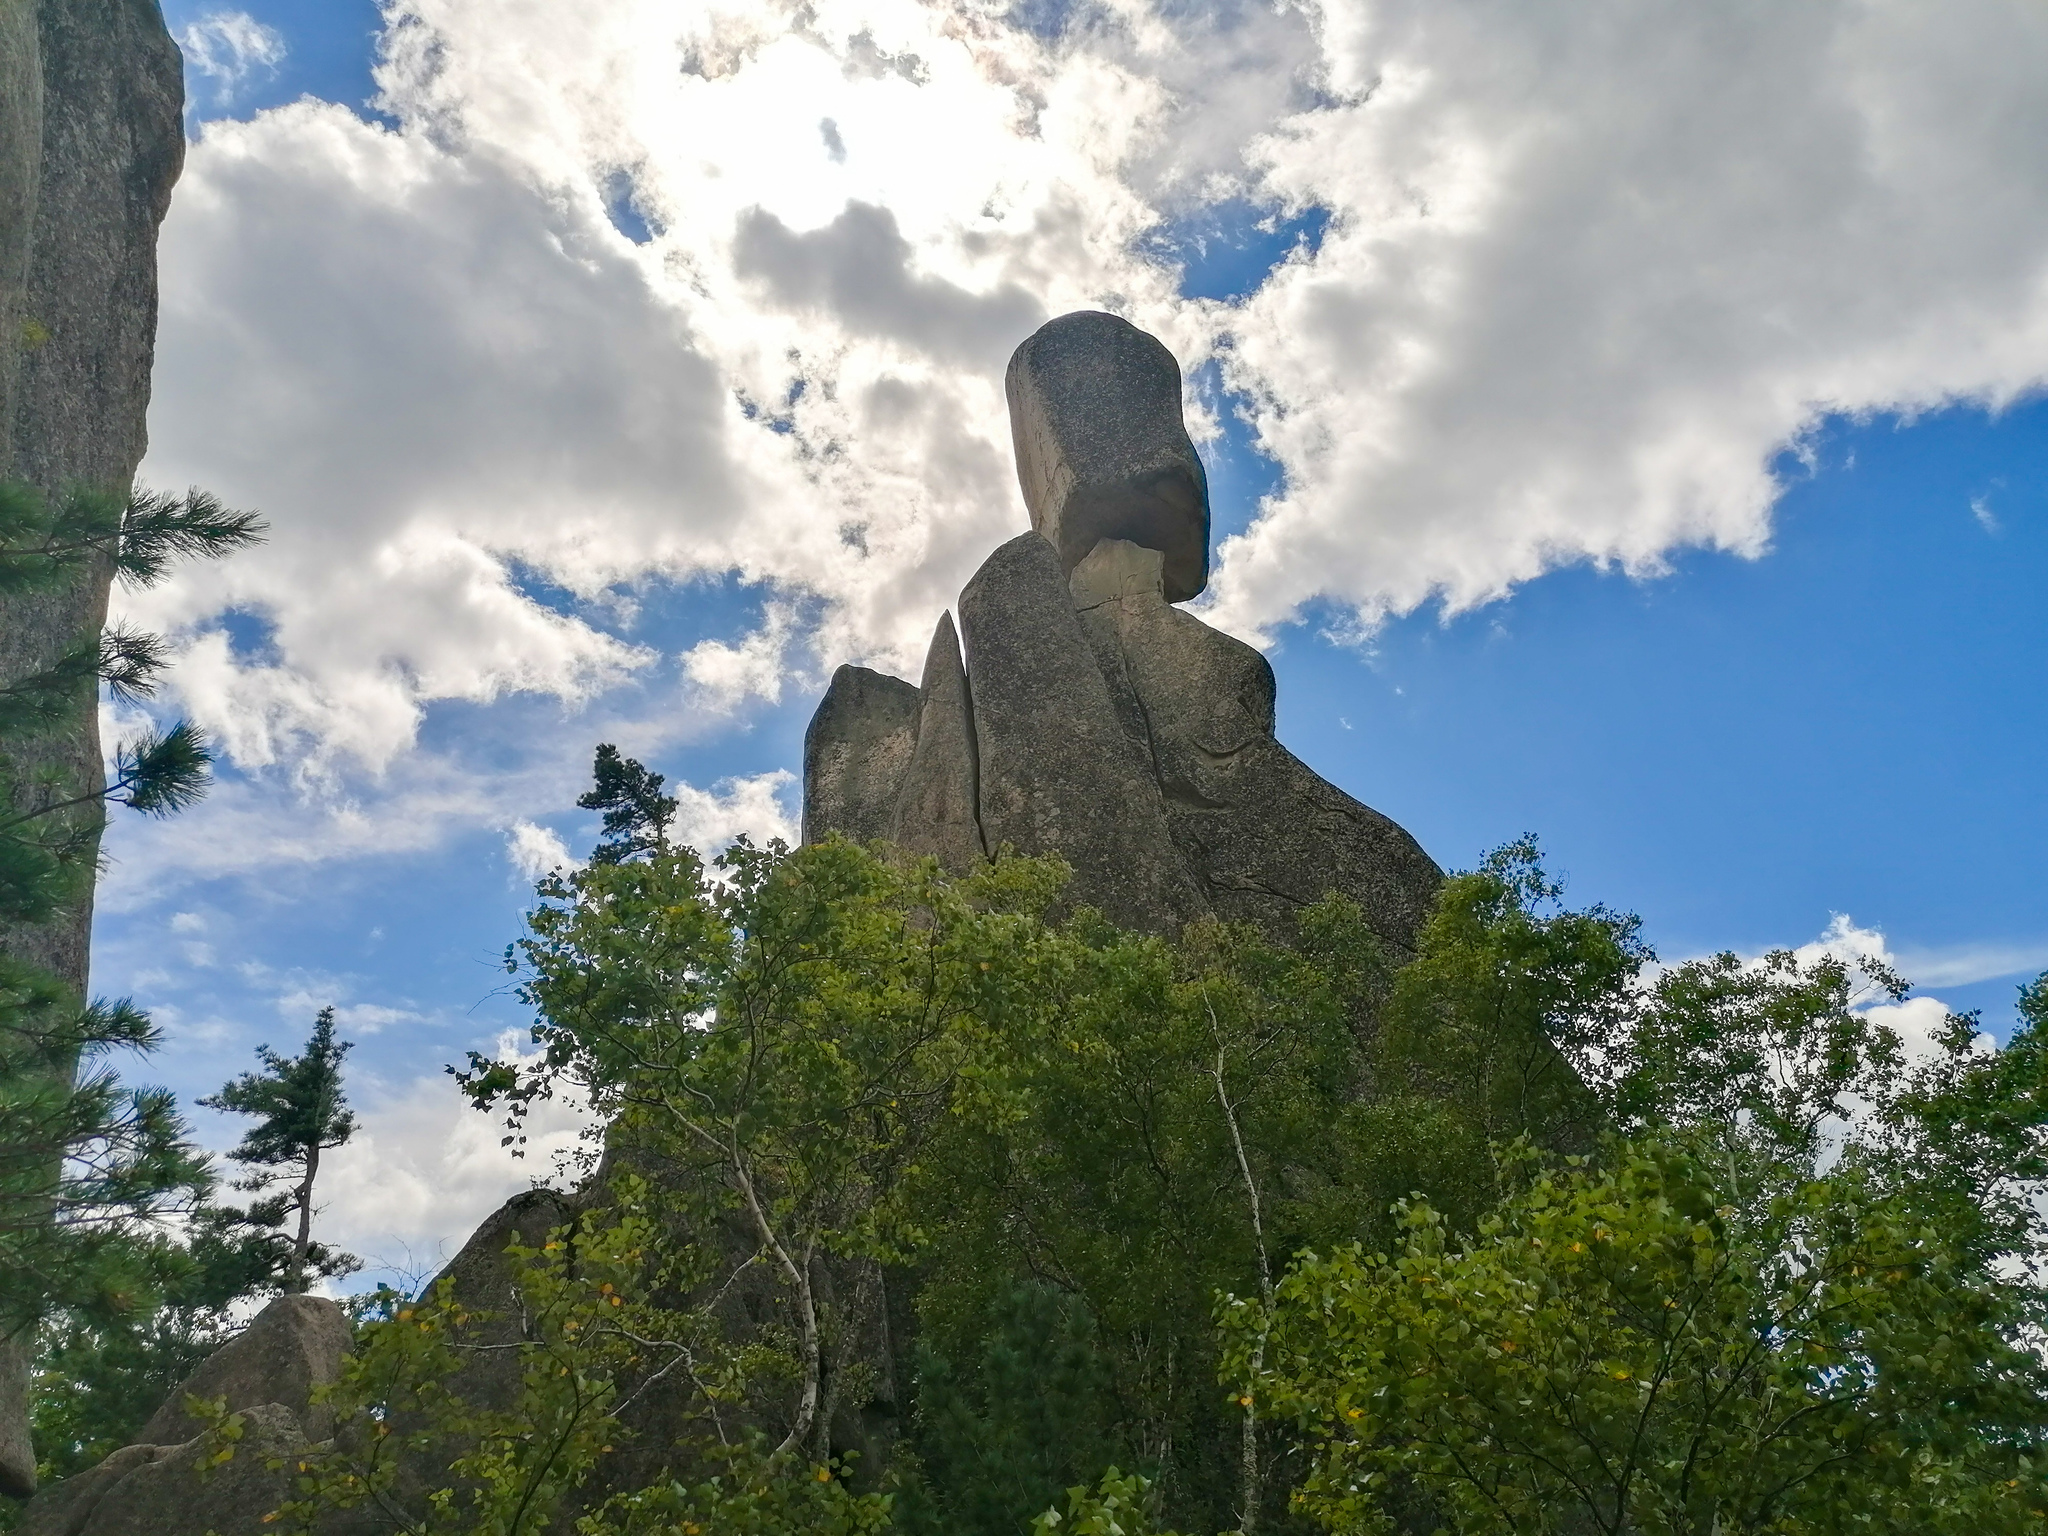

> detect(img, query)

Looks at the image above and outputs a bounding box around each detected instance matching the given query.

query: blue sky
[106,0,2048,1284]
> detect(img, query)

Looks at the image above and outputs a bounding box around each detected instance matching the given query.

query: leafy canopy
[1231,921,2048,1535]
[252,748,2048,1536]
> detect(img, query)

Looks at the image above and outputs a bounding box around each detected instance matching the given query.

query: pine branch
[0,483,120,596]
[0,625,170,738]
[0,481,264,597]
[96,625,173,703]
[113,488,266,589]
[112,722,213,817]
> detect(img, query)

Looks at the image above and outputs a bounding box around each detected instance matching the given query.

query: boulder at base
[134,1293,351,1448]
[14,1403,311,1536]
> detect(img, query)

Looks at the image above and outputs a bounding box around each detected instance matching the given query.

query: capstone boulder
[1006,310,1211,603]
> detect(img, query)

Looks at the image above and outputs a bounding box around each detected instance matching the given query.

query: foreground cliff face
[0,0,185,1499]
[806,311,1442,954]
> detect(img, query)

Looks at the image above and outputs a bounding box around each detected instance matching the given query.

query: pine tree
[0,480,262,1346]
[576,742,676,863]
[199,1009,360,1294]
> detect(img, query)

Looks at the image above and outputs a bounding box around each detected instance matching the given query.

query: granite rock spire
[803,312,1442,953]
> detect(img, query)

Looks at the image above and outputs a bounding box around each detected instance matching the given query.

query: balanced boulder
[802,313,1440,952]
[1006,311,1211,603]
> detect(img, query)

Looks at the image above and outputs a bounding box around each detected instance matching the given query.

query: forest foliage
[243,748,2048,1536]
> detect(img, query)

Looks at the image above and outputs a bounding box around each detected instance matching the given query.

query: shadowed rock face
[889,612,984,872]
[803,313,1442,953]
[802,664,921,847]
[1007,310,1211,604]
[962,532,1211,934]
[1070,541,1440,943]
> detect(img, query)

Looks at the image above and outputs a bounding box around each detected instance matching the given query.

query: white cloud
[1787,913,2004,1063]
[95,721,788,909]
[315,1038,596,1292]
[178,11,287,106]
[1792,912,1899,975]
[133,0,2048,868]
[1795,913,2048,995]
[675,770,800,855]
[506,820,575,880]
[1894,940,2048,990]
[1207,1,2048,636]
[680,602,805,713]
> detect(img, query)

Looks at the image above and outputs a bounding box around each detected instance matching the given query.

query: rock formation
[1007,310,1211,603]
[14,1295,352,1536]
[131,1294,352,1449]
[806,311,1442,954]
[0,0,186,1497]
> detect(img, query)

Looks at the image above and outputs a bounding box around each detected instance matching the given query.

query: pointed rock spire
[890,611,985,871]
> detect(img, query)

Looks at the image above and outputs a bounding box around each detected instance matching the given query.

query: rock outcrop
[14,1295,354,1536]
[133,1294,352,1449]
[23,310,1443,1533]
[805,312,1441,954]
[0,0,186,1498]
